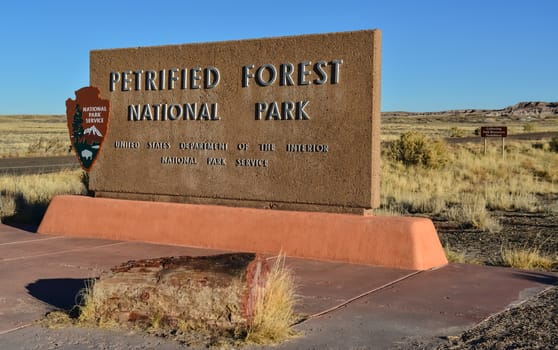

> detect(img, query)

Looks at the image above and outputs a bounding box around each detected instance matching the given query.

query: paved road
[0,156,79,175]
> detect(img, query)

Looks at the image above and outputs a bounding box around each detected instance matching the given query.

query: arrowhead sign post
[66,86,111,171]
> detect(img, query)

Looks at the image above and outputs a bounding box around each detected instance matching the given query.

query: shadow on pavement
[1,193,48,229]
[2,221,38,233]
[512,271,558,286]
[26,278,90,310]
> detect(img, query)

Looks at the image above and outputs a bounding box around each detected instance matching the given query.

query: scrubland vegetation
[0,115,70,158]
[0,170,86,224]
[381,133,557,232]
[380,116,558,270]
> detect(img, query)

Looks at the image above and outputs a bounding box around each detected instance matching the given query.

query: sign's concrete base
[38,195,448,270]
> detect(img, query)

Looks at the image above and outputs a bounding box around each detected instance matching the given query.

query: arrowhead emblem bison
[66,87,110,171]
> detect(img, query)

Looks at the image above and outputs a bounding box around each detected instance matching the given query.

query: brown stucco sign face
[88,30,381,214]
[66,87,111,171]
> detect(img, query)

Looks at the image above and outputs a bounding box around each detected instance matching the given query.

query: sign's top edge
[90,29,381,53]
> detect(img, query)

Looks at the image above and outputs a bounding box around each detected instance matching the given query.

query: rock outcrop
[384,101,558,119]
[495,101,558,117]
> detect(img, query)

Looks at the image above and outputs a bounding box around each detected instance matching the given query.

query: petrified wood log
[82,253,269,332]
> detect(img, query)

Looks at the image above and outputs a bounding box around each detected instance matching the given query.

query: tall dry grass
[381,138,557,232]
[501,247,555,271]
[0,170,86,224]
[0,115,70,158]
[246,255,298,344]
[0,116,85,223]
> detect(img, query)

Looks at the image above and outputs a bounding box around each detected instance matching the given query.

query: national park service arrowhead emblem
[66,86,110,171]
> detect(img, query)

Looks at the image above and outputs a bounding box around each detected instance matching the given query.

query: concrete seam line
[0,242,127,262]
[0,236,65,246]
[301,269,425,323]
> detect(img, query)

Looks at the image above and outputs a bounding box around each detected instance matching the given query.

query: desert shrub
[449,127,467,137]
[522,123,537,132]
[531,142,548,151]
[388,132,448,168]
[550,137,558,153]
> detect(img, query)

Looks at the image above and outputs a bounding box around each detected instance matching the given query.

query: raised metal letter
[256,64,277,87]
[242,64,254,88]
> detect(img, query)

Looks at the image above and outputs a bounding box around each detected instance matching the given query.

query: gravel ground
[435,211,558,268]
[439,286,558,349]
[397,286,558,350]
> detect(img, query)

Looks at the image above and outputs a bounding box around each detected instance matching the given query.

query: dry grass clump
[245,256,299,344]
[501,248,555,271]
[41,310,75,328]
[444,246,466,264]
[445,194,502,233]
[0,169,86,224]
[76,278,119,329]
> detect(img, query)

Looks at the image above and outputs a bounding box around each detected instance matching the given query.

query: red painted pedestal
[38,195,448,270]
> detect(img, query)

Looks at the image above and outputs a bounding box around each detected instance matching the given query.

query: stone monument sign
[89,30,381,214]
[42,29,449,270]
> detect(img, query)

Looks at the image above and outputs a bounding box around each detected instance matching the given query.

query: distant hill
[488,102,558,117]
[384,102,558,119]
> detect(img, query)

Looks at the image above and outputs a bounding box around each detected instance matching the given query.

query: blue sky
[1,0,556,114]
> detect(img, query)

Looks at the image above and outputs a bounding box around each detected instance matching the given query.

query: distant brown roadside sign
[481,126,507,137]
